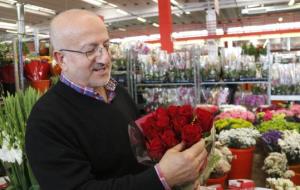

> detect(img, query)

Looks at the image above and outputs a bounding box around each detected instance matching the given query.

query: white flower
[278,130,300,161]
[0,138,23,165]
[218,128,260,148]
[266,178,297,190]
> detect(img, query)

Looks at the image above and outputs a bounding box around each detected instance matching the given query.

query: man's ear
[53,51,66,72]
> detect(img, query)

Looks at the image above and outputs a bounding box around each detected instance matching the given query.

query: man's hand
[157,139,208,187]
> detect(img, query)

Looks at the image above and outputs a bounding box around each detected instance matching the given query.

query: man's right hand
[157,139,208,187]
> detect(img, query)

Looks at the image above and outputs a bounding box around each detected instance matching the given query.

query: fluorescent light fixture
[152,23,159,27]
[118,28,126,31]
[99,0,107,3]
[108,3,118,8]
[185,11,191,14]
[172,30,208,38]
[247,4,261,8]
[137,17,146,23]
[0,0,16,4]
[216,28,224,35]
[24,4,56,16]
[288,0,295,6]
[171,0,179,6]
[152,0,158,3]
[116,9,128,15]
[6,30,17,34]
[0,21,16,30]
[278,17,283,22]
[0,2,14,8]
[38,34,49,38]
[82,0,103,7]
[174,12,182,17]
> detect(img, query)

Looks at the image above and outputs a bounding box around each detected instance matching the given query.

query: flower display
[261,130,282,152]
[215,110,255,123]
[214,118,253,132]
[278,130,300,164]
[218,128,260,149]
[258,116,300,133]
[266,178,300,190]
[262,152,295,179]
[218,104,247,112]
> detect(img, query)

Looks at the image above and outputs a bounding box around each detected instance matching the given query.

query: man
[25,9,207,190]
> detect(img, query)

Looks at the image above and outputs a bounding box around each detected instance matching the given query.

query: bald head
[50,9,107,51]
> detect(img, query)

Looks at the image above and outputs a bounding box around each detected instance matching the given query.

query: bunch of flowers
[214,118,253,132]
[266,178,300,190]
[215,110,255,123]
[130,105,215,189]
[234,94,267,109]
[278,130,300,164]
[218,128,260,149]
[262,152,295,179]
[209,141,233,178]
[137,105,214,161]
[0,87,41,190]
[261,130,282,152]
[290,104,300,118]
[258,116,300,133]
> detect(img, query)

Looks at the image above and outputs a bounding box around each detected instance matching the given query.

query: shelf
[200,81,269,85]
[271,95,300,101]
[136,82,195,87]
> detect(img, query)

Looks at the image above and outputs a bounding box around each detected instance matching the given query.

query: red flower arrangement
[136,105,214,161]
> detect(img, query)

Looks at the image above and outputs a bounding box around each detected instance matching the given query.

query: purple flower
[261,130,282,152]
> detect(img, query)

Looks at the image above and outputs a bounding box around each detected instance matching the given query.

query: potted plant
[24,56,51,93]
[0,87,41,190]
[214,118,254,133]
[218,128,260,179]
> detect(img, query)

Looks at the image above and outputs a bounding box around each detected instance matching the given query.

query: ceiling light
[6,30,17,34]
[0,0,16,4]
[174,12,181,17]
[288,0,295,6]
[116,9,128,15]
[82,0,103,7]
[108,3,117,8]
[152,23,159,27]
[137,17,146,23]
[38,34,49,38]
[278,17,283,22]
[0,21,16,30]
[185,11,191,14]
[0,2,14,8]
[24,4,56,16]
[152,0,158,3]
[118,28,126,31]
[171,0,179,6]
[247,4,262,8]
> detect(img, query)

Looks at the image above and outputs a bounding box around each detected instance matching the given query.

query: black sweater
[25,81,164,190]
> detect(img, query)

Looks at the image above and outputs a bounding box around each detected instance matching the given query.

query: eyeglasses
[59,45,109,60]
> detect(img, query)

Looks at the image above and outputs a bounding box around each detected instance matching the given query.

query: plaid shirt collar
[60,74,117,103]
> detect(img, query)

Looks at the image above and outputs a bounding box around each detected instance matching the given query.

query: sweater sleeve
[25,111,164,190]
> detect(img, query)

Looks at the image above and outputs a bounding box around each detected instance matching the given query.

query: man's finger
[184,139,205,157]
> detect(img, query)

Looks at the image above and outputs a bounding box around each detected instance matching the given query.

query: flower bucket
[206,173,228,188]
[289,164,300,185]
[31,80,50,93]
[229,146,255,179]
[291,173,300,185]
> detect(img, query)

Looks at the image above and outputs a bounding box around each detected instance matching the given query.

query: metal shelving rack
[196,43,272,105]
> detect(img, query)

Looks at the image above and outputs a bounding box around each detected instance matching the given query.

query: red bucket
[206,173,228,188]
[289,164,300,185]
[229,147,255,179]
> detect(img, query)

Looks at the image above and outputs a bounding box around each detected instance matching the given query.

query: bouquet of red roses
[128,104,216,188]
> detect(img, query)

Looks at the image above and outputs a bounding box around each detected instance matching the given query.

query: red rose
[156,115,170,130]
[181,124,202,147]
[161,130,179,148]
[147,137,165,161]
[167,105,179,117]
[172,116,189,133]
[179,105,193,119]
[195,108,214,133]
[141,116,158,139]
[156,107,168,117]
